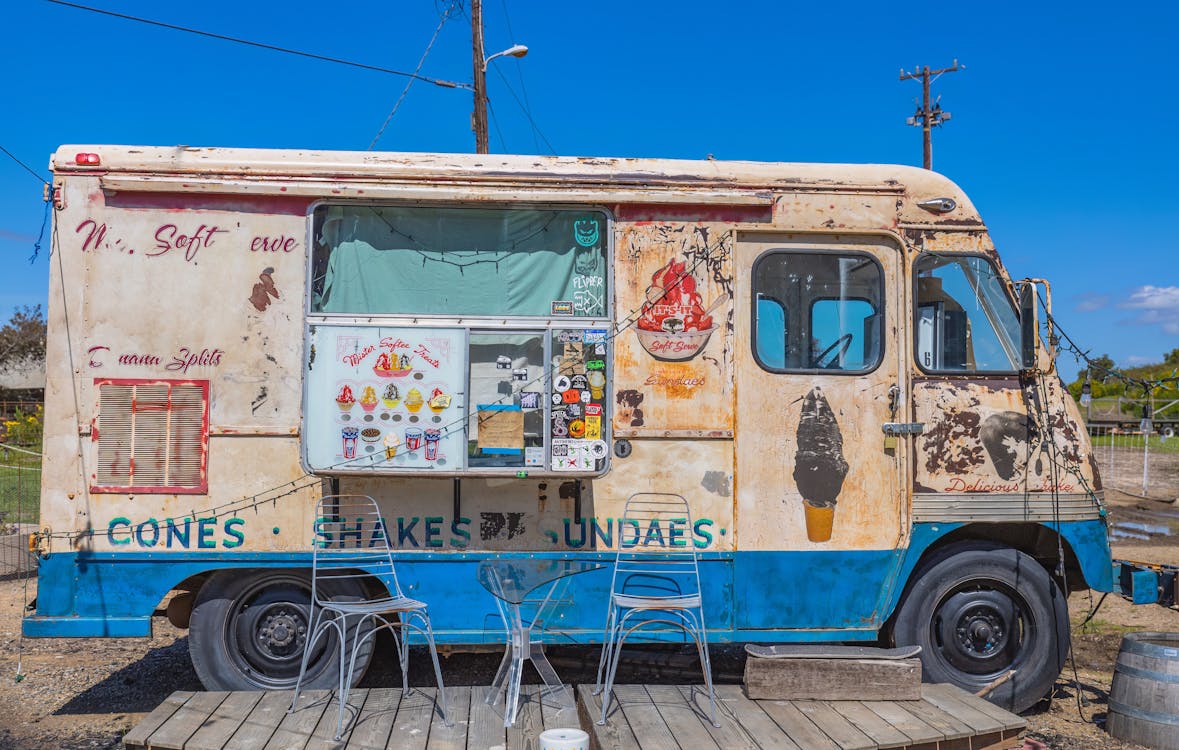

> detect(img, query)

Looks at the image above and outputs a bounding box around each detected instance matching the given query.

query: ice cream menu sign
[304,326,466,472]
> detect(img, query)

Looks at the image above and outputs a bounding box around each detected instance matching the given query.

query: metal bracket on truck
[1114,559,1179,607]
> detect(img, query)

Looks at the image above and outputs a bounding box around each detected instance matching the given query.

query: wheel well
[914,523,1085,592]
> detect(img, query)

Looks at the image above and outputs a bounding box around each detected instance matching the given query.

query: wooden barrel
[1108,632,1179,749]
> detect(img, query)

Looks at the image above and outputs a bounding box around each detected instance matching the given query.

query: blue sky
[2,1,1176,381]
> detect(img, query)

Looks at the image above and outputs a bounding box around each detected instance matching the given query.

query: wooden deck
[580,683,1026,750]
[123,683,1025,750]
[122,685,578,750]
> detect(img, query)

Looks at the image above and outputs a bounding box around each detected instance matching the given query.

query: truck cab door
[733,233,908,632]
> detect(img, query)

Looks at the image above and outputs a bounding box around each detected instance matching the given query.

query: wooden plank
[860,700,943,746]
[916,685,1003,736]
[612,685,679,750]
[539,682,581,731]
[825,701,912,749]
[668,685,763,750]
[791,702,875,750]
[145,691,229,750]
[645,685,720,749]
[425,686,472,750]
[388,688,437,750]
[345,688,400,750]
[895,699,972,741]
[186,692,265,750]
[577,684,640,750]
[508,685,545,750]
[466,686,507,750]
[223,691,296,750]
[755,699,840,750]
[307,688,369,749]
[744,659,921,701]
[123,691,194,749]
[921,685,1025,732]
[264,688,330,750]
[710,685,800,750]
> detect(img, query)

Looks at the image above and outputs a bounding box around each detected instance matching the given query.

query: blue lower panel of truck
[24,520,1114,639]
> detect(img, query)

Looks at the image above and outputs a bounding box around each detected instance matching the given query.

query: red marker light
[75,153,100,166]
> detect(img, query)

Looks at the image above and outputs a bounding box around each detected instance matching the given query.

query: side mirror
[1019,283,1038,369]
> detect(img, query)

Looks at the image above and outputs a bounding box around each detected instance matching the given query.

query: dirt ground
[0,486,1176,750]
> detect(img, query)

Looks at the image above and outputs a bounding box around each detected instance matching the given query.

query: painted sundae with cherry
[636,258,720,361]
[373,352,413,377]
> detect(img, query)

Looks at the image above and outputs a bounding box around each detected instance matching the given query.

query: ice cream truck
[25,145,1113,712]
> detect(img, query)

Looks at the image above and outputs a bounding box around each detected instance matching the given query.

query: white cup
[537,727,589,750]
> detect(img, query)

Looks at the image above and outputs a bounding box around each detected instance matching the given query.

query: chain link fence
[0,443,39,579]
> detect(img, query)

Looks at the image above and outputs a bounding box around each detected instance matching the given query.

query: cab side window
[914,255,1020,372]
[753,251,883,373]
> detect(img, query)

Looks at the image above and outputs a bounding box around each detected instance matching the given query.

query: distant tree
[1165,348,1179,367]
[0,305,46,367]
[1077,353,1116,382]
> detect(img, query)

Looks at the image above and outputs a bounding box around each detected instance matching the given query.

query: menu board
[550,328,610,472]
[305,325,466,472]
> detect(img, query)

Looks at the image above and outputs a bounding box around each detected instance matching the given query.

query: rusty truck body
[24,145,1111,711]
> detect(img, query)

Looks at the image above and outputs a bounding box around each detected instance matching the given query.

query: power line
[0,144,48,185]
[491,64,557,155]
[497,0,540,153]
[369,2,462,150]
[46,0,471,90]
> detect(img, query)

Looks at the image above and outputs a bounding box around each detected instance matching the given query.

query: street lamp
[484,44,528,71]
[472,40,528,154]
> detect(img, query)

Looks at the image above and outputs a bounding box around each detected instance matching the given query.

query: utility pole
[900,60,962,170]
[471,0,489,154]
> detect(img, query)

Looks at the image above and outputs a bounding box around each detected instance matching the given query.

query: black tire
[189,569,374,691]
[889,542,1069,713]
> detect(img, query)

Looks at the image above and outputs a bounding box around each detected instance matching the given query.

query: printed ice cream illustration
[423,428,441,460]
[404,387,424,413]
[635,258,719,361]
[374,352,413,377]
[404,427,423,452]
[383,432,401,459]
[381,383,401,408]
[341,427,359,458]
[336,385,355,412]
[793,387,849,542]
[359,385,378,412]
[427,387,452,413]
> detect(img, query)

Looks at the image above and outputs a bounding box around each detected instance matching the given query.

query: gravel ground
[0,488,1176,750]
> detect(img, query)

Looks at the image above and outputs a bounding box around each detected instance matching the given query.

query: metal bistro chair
[594,493,719,726]
[290,494,449,739]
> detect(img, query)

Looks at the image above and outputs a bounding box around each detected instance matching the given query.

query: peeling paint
[701,471,732,497]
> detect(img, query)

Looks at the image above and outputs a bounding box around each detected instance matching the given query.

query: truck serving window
[304,204,612,476]
[311,206,608,317]
[914,255,1020,372]
[752,251,883,373]
[92,379,209,494]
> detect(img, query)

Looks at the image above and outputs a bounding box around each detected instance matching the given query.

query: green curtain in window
[314,206,606,317]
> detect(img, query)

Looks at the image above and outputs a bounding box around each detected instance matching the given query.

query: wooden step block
[744,656,922,700]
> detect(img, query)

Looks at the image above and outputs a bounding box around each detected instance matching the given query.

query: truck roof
[50,145,981,225]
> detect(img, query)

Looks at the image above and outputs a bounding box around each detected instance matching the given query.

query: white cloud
[1119,285,1179,334]
[1074,292,1109,312]
[1125,355,1152,365]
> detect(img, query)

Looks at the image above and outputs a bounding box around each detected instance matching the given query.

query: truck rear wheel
[189,570,374,691]
[890,542,1069,713]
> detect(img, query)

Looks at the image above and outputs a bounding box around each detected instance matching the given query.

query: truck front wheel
[189,570,374,691]
[890,542,1069,713]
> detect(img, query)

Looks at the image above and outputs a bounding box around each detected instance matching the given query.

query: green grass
[0,446,40,526]
[1089,434,1179,453]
